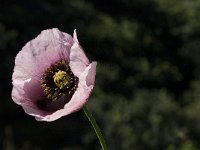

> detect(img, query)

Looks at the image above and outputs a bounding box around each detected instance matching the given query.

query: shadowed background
[1,0,200,150]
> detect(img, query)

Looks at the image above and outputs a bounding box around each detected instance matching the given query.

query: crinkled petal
[28,28,73,76]
[13,28,72,79]
[35,62,97,121]
[69,30,89,78]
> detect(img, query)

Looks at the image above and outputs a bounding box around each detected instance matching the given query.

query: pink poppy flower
[12,28,97,121]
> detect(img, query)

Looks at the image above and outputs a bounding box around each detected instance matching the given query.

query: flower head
[12,28,97,121]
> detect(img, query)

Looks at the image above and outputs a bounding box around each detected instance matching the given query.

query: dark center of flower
[37,60,78,111]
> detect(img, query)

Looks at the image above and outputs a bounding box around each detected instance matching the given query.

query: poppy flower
[12,28,97,121]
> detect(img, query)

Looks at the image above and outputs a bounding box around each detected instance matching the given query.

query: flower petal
[69,30,90,77]
[28,28,73,76]
[14,28,73,79]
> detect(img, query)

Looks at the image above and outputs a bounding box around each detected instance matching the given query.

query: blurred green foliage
[1,0,200,149]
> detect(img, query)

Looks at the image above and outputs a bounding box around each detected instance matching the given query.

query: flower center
[53,70,71,89]
[37,60,78,111]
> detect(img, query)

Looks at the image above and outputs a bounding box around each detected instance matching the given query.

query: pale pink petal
[28,28,73,76]
[86,62,97,86]
[69,30,89,77]
[13,28,73,79]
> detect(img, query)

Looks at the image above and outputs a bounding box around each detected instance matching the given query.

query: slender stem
[83,106,107,150]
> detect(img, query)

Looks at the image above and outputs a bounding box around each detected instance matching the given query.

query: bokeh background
[1,0,200,149]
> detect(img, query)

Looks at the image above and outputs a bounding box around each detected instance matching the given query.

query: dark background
[1,0,200,149]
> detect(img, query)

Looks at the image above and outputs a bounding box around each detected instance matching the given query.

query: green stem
[83,106,107,150]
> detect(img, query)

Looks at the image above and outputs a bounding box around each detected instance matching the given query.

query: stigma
[53,70,72,89]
